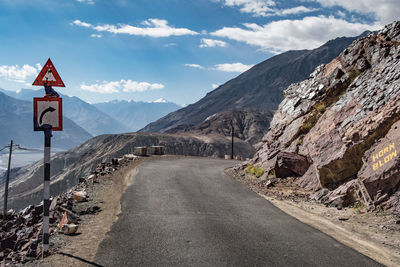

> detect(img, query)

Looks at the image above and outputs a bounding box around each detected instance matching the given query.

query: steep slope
[141,34,368,133]
[167,109,273,146]
[0,89,130,135]
[0,92,92,149]
[94,100,181,131]
[244,22,400,212]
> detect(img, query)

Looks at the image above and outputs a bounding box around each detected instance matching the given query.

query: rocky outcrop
[166,109,273,146]
[246,21,400,212]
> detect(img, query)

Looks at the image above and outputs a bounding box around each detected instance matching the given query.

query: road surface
[95,158,380,266]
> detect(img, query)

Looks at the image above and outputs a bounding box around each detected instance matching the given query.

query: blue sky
[0,0,398,106]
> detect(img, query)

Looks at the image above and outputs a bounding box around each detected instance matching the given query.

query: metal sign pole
[43,127,52,254]
[3,140,13,217]
[32,58,65,257]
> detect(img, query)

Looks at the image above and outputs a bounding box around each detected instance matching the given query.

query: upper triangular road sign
[32,58,65,87]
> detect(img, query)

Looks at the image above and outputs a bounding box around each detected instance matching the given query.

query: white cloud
[216,1,317,17]
[274,6,318,16]
[184,64,205,69]
[214,62,254,72]
[220,0,275,17]
[185,62,253,73]
[200,38,228,48]
[122,80,164,92]
[305,0,400,25]
[73,18,198,38]
[0,64,41,83]
[90,34,102,38]
[76,0,94,4]
[212,83,219,89]
[336,10,346,18]
[164,42,177,47]
[80,81,120,94]
[72,19,92,28]
[80,80,164,94]
[211,16,379,53]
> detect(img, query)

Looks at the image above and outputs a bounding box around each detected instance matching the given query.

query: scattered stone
[338,217,349,221]
[78,206,101,216]
[265,179,278,188]
[61,224,79,235]
[310,188,329,201]
[73,191,87,202]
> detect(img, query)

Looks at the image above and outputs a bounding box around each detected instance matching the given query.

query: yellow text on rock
[372,142,397,171]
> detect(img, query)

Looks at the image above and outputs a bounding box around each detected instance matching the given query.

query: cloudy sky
[0,0,398,105]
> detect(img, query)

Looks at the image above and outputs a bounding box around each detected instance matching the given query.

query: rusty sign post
[32,58,65,255]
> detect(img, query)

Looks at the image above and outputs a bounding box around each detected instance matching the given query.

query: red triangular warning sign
[32,58,65,87]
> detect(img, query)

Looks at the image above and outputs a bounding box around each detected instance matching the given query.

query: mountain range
[140,32,371,135]
[0,91,92,149]
[0,89,181,148]
[94,99,181,132]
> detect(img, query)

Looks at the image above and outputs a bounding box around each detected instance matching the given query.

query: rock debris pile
[0,154,139,265]
[240,21,400,213]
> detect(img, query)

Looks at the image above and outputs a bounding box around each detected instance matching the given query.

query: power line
[0,144,42,153]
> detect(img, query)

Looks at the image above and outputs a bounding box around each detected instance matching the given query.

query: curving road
[95,157,380,266]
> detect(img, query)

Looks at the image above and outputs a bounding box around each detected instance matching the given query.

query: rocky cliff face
[245,22,400,213]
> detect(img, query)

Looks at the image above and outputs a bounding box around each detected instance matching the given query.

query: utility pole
[3,140,13,218]
[231,121,234,160]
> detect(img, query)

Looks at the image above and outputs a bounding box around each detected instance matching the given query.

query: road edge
[259,194,399,267]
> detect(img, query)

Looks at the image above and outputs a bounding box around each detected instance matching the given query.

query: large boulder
[274,152,310,178]
[358,120,400,208]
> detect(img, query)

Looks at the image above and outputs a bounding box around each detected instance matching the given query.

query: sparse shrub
[300,121,313,133]
[314,102,326,113]
[374,205,392,216]
[348,68,361,83]
[245,164,265,178]
[296,138,303,146]
[267,169,276,179]
[245,163,254,173]
[353,201,365,214]
[254,167,265,178]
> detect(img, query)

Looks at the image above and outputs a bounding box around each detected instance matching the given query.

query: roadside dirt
[25,155,189,267]
[226,168,400,267]
[24,156,152,267]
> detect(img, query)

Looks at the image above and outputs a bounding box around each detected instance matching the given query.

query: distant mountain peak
[153,98,167,103]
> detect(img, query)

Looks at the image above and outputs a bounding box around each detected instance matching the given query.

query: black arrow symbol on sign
[39,107,56,124]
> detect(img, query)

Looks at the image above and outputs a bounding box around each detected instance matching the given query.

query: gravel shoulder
[28,155,172,267]
[226,168,400,267]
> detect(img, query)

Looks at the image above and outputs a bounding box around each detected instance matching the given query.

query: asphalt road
[95,158,380,266]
